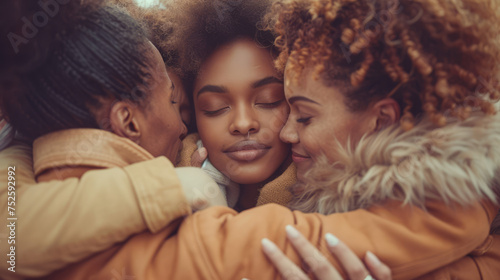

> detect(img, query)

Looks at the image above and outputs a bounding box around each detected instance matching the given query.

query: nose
[229,105,260,136]
[279,116,298,144]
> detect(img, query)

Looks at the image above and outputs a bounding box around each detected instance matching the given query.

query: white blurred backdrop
[135,0,161,8]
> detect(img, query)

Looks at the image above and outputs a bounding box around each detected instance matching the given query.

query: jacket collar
[33,128,154,179]
[291,111,500,214]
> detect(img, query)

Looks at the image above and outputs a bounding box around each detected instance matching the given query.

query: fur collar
[290,111,500,215]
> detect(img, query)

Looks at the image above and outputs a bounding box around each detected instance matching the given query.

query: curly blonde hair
[266,0,500,129]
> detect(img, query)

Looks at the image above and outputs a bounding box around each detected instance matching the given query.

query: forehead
[284,62,311,96]
[196,38,276,84]
[284,62,349,106]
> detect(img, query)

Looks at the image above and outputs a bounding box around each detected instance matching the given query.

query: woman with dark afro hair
[158,0,297,210]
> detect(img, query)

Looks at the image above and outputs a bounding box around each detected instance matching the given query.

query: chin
[232,175,269,185]
[215,154,286,185]
[295,165,309,183]
[229,167,275,185]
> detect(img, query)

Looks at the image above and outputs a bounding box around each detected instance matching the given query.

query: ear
[109,101,141,143]
[371,98,401,132]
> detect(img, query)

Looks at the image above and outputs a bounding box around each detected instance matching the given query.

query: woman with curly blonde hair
[268,0,500,214]
[263,0,500,278]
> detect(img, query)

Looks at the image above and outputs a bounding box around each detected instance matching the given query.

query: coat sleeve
[44,199,494,280]
[416,233,500,280]
[0,142,191,279]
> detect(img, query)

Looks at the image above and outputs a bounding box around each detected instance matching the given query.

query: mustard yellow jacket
[0,131,191,279]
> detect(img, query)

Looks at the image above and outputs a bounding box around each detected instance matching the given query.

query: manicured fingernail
[285,225,300,239]
[199,147,207,158]
[325,233,339,247]
[261,238,277,253]
[241,278,250,280]
[366,251,381,266]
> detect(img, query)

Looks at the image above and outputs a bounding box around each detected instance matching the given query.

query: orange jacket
[35,125,499,279]
[45,202,496,279]
[417,234,500,279]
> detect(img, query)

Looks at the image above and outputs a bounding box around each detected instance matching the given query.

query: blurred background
[135,0,161,7]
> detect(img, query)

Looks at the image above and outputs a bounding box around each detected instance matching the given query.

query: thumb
[191,147,208,167]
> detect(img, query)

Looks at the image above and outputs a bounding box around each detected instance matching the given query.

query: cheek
[305,121,356,162]
[197,116,222,137]
[167,111,181,137]
[196,118,226,159]
[272,106,289,130]
[301,128,325,156]
[299,120,336,158]
[199,129,229,178]
[161,111,183,157]
[258,107,289,142]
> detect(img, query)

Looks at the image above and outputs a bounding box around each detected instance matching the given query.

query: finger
[364,251,392,280]
[191,147,207,167]
[285,226,343,280]
[324,233,371,280]
[261,238,310,280]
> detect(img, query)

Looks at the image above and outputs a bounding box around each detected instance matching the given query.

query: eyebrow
[196,85,228,97]
[288,96,320,105]
[196,76,283,98]
[251,76,283,89]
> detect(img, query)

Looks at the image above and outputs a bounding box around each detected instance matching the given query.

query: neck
[235,155,294,211]
[236,183,262,211]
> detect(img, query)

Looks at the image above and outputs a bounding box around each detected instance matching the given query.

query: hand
[261,225,391,280]
[174,167,227,211]
[191,147,207,167]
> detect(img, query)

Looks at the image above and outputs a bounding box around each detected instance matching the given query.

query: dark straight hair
[1,2,153,141]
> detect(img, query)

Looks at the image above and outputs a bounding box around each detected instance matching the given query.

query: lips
[223,140,271,162]
[291,151,310,163]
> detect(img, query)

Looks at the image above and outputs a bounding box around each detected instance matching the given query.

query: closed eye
[296,117,311,124]
[202,107,229,116]
[256,99,284,108]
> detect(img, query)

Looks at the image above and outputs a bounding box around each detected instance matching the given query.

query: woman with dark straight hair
[0,1,224,278]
